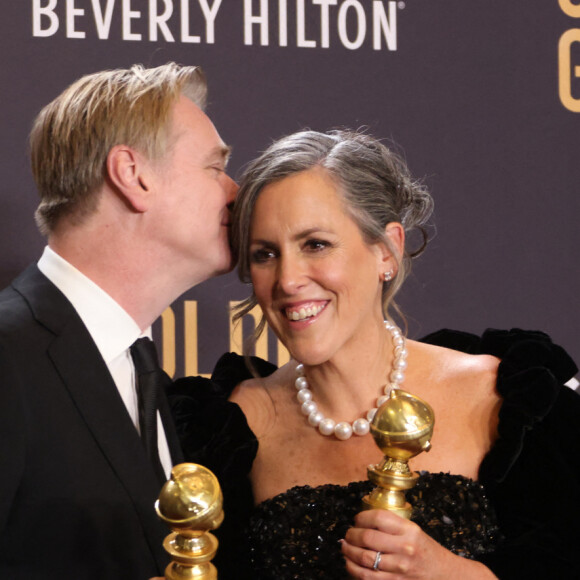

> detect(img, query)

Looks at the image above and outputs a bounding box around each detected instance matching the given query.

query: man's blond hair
[30,62,207,234]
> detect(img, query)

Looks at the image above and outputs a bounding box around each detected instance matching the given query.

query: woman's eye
[305,239,330,252]
[250,248,276,263]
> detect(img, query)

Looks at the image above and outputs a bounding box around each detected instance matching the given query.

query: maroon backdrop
[1,1,578,376]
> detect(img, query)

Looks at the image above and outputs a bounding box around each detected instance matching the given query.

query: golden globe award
[362,389,435,519]
[155,463,224,579]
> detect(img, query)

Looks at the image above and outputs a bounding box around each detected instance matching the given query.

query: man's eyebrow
[209,144,232,164]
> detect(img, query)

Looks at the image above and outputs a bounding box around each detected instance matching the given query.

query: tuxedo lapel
[13,265,169,567]
[48,324,164,497]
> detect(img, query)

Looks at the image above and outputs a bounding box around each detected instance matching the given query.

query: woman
[169,130,580,579]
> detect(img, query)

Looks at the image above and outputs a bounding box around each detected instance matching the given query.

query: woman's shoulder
[410,328,579,484]
[418,327,578,412]
[421,328,576,374]
[420,328,576,385]
[420,328,580,486]
[230,362,296,439]
[407,334,500,403]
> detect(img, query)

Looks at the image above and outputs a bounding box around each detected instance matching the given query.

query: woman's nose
[276,253,307,295]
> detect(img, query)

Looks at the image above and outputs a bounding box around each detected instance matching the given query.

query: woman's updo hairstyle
[232,129,433,343]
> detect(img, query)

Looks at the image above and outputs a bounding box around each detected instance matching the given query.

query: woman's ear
[376,222,405,277]
[106,145,152,213]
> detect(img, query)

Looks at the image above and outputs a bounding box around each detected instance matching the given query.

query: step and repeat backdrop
[1,1,579,376]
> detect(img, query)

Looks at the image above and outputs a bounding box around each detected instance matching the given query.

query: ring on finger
[372,550,382,571]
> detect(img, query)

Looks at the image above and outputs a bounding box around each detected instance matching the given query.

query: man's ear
[376,222,405,276]
[106,145,152,213]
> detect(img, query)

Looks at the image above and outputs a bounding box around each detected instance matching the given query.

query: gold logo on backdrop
[159,301,290,378]
[559,1,580,112]
[559,0,580,18]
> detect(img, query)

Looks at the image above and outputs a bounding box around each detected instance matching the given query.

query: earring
[384,270,393,282]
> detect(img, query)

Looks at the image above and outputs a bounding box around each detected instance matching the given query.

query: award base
[362,459,419,519]
[162,529,219,580]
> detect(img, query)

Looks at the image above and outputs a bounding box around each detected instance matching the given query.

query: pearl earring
[384,270,393,282]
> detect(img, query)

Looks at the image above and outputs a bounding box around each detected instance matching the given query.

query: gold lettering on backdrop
[559,29,580,112]
[559,1,580,111]
[559,0,580,18]
[159,301,291,378]
[160,306,177,378]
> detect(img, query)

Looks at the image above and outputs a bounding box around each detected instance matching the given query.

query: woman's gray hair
[232,129,434,351]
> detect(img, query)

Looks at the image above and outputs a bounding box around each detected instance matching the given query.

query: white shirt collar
[37,246,149,363]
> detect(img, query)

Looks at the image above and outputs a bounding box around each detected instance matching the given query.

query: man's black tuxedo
[0,265,182,579]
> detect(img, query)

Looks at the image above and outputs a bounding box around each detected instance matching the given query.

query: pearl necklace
[294,320,407,441]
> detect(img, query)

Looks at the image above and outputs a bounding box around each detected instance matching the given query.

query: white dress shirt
[38,246,172,477]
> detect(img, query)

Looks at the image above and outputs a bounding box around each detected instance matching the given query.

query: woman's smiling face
[248,167,393,365]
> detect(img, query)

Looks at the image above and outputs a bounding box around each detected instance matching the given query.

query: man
[0,63,237,578]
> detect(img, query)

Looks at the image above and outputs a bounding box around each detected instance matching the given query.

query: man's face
[147,96,238,287]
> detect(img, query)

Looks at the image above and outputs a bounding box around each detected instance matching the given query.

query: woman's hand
[341,510,497,579]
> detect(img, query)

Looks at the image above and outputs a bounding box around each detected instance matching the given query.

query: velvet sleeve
[423,329,580,578]
[167,352,276,580]
[168,353,276,477]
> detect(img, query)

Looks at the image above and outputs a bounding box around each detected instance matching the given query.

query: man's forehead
[172,95,214,132]
[171,102,230,153]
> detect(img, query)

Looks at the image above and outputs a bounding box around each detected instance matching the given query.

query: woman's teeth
[286,304,325,321]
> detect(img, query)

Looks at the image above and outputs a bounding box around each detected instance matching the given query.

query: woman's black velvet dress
[168,329,580,579]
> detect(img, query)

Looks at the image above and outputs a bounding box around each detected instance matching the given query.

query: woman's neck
[297,321,400,418]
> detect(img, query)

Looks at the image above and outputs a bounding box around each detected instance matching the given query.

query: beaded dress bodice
[246,472,500,579]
